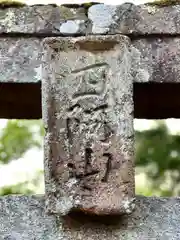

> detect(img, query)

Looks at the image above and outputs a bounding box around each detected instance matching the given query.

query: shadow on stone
[61,210,130,228]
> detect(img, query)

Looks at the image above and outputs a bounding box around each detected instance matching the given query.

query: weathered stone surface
[1,195,180,239]
[0,3,180,35]
[0,5,87,34]
[2,37,180,84]
[42,35,135,216]
[88,3,180,35]
[59,19,86,35]
[0,38,42,83]
[88,4,118,34]
[132,37,180,83]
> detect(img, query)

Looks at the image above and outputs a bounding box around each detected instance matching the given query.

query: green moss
[0,0,26,8]
[58,6,80,19]
[61,2,100,9]
[60,2,100,17]
[83,2,100,8]
[146,0,180,7]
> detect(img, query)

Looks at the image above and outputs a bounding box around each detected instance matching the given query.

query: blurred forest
[1,119,180,197]
[0,120,44,195]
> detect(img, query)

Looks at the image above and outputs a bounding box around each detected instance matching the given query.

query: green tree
[1,119,180,197]
[135,121,180,196]
[0,119,44,195]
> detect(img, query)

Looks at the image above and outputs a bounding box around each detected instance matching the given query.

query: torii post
[42,34,135,216]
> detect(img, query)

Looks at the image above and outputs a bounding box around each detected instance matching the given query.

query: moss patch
[146,0,180,7]
[61,2,100,9]
[0,0,26,8]
[61,2,100,17]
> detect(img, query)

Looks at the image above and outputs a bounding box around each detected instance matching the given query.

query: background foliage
[135,121,180,196]
[0,120,44,195]
[1,119,180,196]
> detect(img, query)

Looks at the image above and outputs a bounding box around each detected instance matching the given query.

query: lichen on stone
[61,2,100,9]
[60,20,86,35]
[0,0,26,8]
[58,6,87,21]
[60,2,100,17]
[146,0,180,7]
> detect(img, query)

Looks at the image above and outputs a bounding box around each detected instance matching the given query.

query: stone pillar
[42,35,135,216]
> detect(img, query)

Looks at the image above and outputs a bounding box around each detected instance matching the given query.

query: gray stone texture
[59,19,86,35]
[42,35,135,216]
[0,38,42,83]
[0,3,180,35]
[0,5,87,34]
[1,195,180,239]
[0,3,180,84]
[100,3,180,35]
[132,37,180,83]
[2,37,180,83]
[1,3,180,239]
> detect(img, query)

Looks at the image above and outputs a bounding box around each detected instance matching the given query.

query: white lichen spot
[55,196,74,215]
[59,128,65,133]
[2,10,16,33]
[74,196,81,206]
[66,178,78,189]
[88,4,117,34]
[60,20,85,35]
[50,182,57,193]
[146,5,159,14]
[34,66,42,82]
[130,46,151,83]
[135,68,150,82]
[122,197,136,214]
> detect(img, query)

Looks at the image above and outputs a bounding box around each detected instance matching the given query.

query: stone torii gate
[1,2,180,239]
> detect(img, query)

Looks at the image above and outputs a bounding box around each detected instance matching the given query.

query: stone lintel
[1,37,180,84]
[42,35,135,216]
[0,3,180,35]
[0,195,180,240]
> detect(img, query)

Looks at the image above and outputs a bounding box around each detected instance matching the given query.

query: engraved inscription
[65,64,114,184]
[102,153,112,182]
[43,36,135,216]
[43,36,136,216]
[71,64,108,100]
